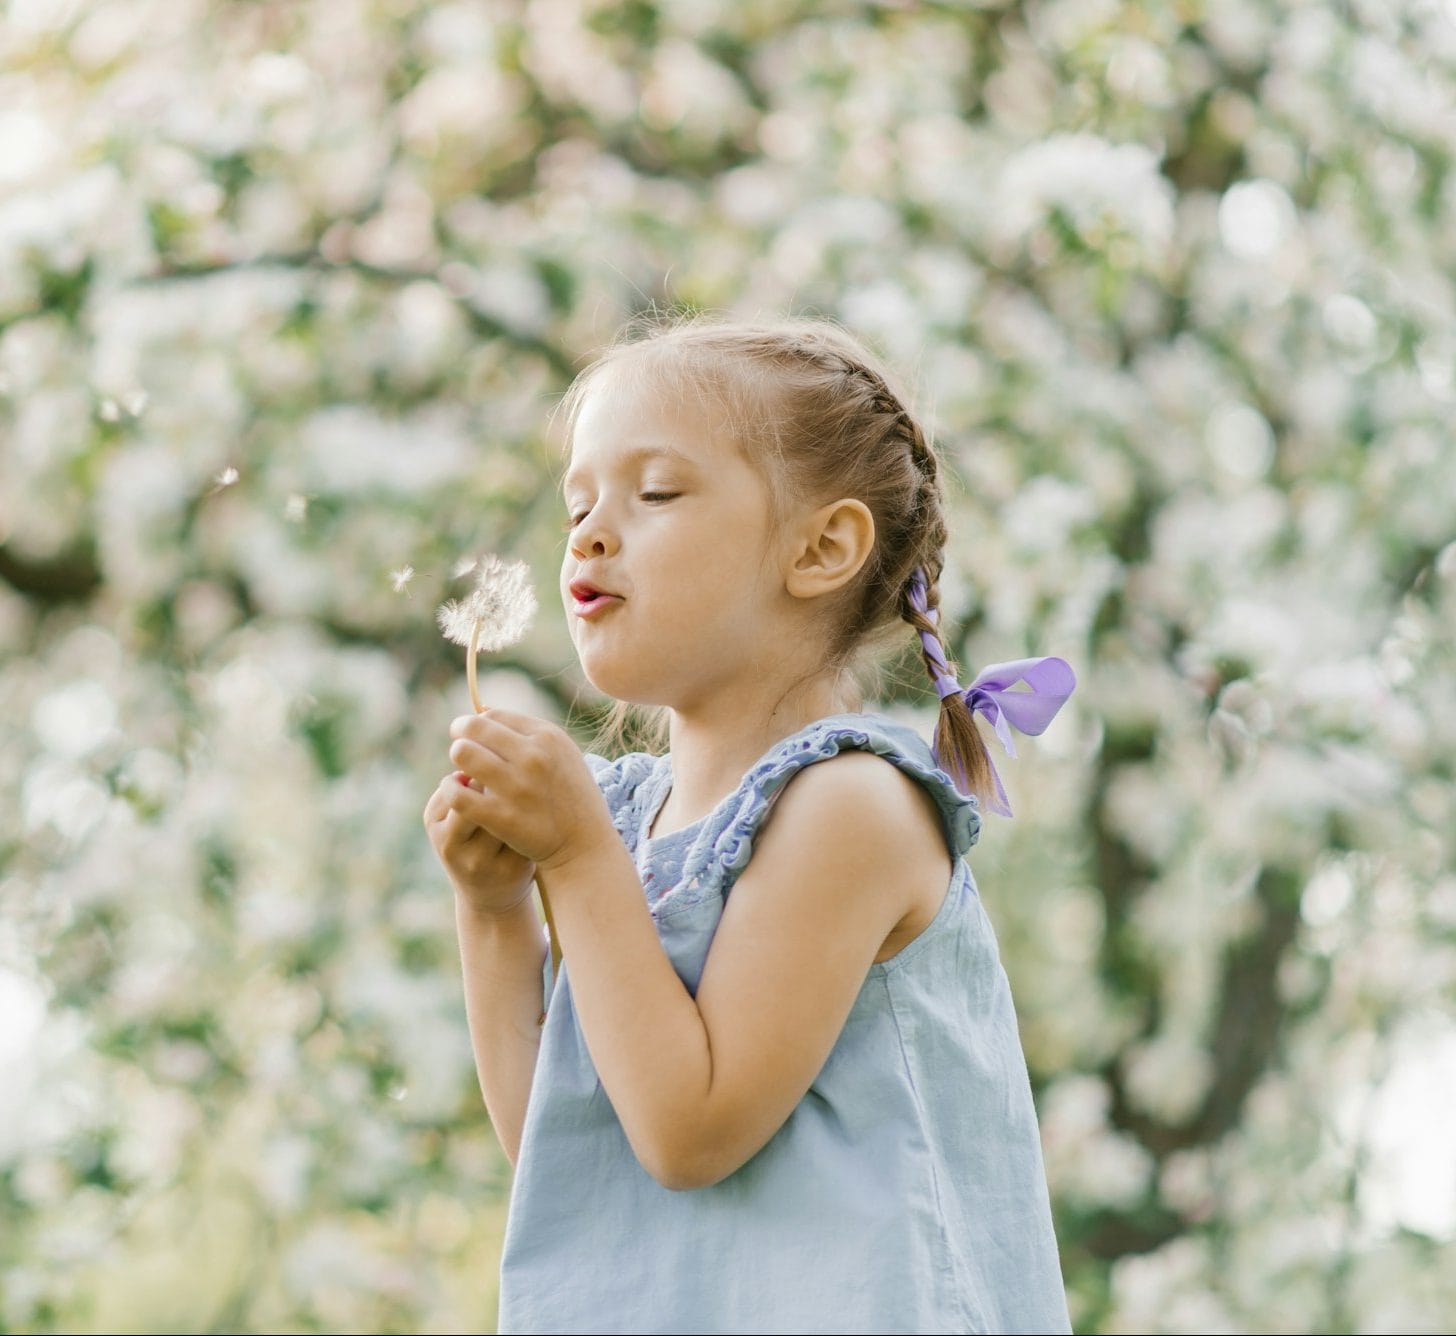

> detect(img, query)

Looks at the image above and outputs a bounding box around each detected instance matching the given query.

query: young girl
[423,315,1076,1335]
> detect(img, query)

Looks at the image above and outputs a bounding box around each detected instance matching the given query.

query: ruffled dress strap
[652,711,982,919]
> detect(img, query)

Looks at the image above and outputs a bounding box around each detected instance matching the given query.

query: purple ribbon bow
[908,567,1076,817]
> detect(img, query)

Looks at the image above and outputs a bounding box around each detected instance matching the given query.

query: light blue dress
[496,711,1072,1336]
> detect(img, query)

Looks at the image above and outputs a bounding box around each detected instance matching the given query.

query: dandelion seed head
[436,554,537,652]
[436,598,473,645]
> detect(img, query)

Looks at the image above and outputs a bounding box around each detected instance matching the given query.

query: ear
[784,498,876,599]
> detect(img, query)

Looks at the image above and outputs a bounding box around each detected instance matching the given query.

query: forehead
[562,371,735,488]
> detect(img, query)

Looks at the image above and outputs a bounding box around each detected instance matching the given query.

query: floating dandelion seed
[391,564,416,595]
[284,493,309,523]
[207,466,239,496]
[436,553,537,713]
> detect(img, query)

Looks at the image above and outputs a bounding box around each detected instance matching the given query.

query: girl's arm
[453,893,548,1166]
[536,749,949,1191]
[427,768,548,1166]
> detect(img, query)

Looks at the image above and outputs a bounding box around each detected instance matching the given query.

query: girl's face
[559,374,788,709]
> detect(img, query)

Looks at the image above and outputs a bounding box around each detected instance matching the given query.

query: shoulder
[759,746,953,881]
[746,713,979,861]
[718,744,953,967]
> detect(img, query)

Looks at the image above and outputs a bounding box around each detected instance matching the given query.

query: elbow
[634,1129,739,1193]
[649,1164,714,1193]
[646,1157,730,1194]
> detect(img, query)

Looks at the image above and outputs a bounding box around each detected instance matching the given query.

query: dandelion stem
[466,612,561,975]
[467,618,484,714]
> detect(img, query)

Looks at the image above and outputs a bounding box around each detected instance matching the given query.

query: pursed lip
[568,577,624,616]
[569,577,621,601]
[572,593,623,619]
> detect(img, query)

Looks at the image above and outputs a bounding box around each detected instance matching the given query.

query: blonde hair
[554,309,997,808]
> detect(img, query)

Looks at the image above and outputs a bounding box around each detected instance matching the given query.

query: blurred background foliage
[2,0,1455,1331]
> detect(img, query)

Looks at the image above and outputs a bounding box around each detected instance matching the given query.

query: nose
[568,508,618,561]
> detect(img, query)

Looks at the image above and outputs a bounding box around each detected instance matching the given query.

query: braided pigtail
[897,423,998,809]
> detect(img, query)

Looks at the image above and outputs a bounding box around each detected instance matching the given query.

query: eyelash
[564,492,679,530]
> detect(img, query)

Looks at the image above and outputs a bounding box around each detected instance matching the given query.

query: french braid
[779,333,998,805]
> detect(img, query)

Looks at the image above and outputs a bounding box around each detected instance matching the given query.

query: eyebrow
[562,445,700,491]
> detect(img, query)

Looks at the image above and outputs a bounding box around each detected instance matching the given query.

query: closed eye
[563,492,679,530]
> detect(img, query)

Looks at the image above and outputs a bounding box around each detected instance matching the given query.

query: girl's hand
[446,707,616,874]
[423,769,538,915]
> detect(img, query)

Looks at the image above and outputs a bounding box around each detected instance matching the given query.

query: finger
[450,706,535,745]
[425,780,454,824]
[440,807,480,848]
[427,772,482,824]
[448,735,511,784]
[444,781,502,840]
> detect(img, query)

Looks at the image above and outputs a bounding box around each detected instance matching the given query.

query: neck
[658,670,857,830]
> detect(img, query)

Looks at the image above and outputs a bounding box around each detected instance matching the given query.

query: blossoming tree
[2,1,1453,1331]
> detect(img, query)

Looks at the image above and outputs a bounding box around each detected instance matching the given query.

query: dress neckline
[641,772,711,844]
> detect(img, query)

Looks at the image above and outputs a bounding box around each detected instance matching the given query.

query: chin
[592,681,671,710]
[575,655,663,707]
